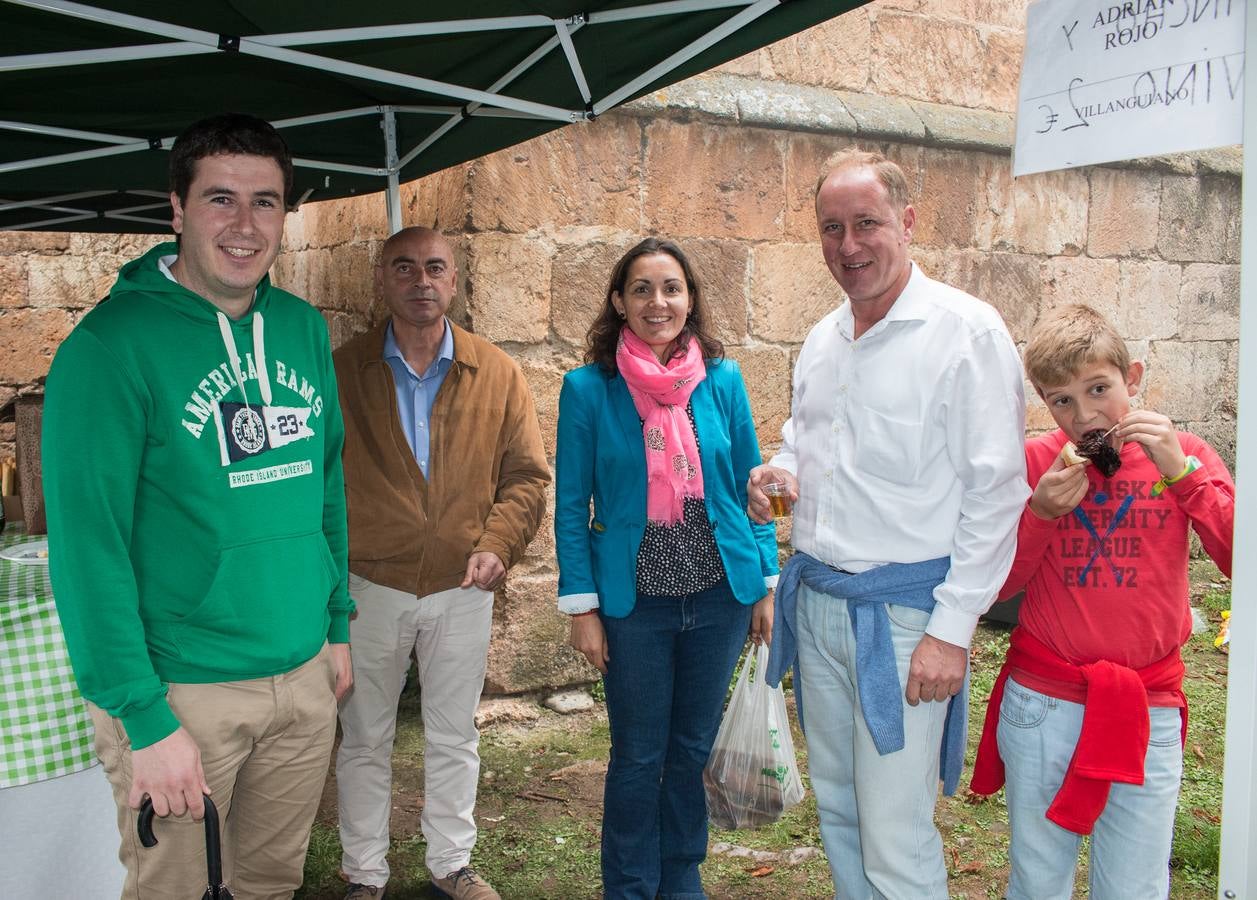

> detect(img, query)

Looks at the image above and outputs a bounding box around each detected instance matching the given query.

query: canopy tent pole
[382,107,403,235]
[0,120,136,145]
[104,201,175,228]
[2,211,94,230]
[594,0,780,114]
[0,191,168,231]
[243,43,579,122]
[0,139,153,177]
[254,13,557,44]
[555,16,593,105]
[1218,3,1256,898]
[0,190,111,212]
[0,40,215,71]
[396,27,579,170]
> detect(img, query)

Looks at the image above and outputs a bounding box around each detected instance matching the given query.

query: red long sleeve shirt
[997,429,1235,706]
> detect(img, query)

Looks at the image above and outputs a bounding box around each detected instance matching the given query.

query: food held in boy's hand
[1060,442,1087,467]
[1075,428,1122,477]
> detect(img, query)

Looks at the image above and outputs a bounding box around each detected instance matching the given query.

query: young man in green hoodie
[42,113,353,899]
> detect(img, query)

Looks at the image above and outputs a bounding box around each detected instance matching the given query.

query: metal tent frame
[0,0,850,232]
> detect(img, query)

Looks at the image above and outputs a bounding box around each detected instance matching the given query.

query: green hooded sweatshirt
[43,243,352,750]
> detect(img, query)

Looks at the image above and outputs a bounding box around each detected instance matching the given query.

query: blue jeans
[794,584,950,900]
[998,676,1183,900]
[599,581,752,900]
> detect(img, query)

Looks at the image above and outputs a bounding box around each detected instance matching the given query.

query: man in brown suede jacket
[333,226,549,900]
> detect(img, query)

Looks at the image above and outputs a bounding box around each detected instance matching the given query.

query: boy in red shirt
[970,304,1234,900]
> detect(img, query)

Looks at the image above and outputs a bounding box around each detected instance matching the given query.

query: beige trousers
[336,576,493,886]
[89,642,339,900]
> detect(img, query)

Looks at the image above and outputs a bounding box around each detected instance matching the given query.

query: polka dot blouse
[635,404,726,597]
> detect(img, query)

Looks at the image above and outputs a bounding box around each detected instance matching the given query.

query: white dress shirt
[771,263,1028,648]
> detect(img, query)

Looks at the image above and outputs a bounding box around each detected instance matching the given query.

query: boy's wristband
[570,609,598,618]
[1151,455,1202,497]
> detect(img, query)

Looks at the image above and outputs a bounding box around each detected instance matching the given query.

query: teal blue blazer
[555,359,779,618]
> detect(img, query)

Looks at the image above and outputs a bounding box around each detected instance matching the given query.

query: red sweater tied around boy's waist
[970,626,1186,835]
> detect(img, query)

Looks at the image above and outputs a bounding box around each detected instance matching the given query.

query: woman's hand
[569,613,609,674]
[750,591,774,647]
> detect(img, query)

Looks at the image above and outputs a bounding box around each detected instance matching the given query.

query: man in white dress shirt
[749,148,1028,899]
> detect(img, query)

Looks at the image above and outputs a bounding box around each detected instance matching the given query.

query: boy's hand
[1116,411,1187,478]
[1028,452,1088,520]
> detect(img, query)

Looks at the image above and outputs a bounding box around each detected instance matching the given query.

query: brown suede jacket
[334,320,550,598]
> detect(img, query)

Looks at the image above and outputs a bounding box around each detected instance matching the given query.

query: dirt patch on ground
[313,701,609,852]
[517,757,608,823]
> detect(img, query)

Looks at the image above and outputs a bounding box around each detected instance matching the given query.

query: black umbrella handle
[137,794,229,897]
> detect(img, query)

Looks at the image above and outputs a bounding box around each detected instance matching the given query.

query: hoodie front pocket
[170,530,335,670]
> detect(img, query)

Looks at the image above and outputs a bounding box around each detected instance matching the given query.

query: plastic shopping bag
[703,642,805,830]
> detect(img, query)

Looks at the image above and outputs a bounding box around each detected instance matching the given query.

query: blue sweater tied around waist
[765,551,966,796]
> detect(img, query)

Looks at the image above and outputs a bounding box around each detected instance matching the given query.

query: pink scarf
[616,327,707,526]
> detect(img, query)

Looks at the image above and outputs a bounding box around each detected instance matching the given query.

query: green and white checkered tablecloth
[0,524,96,788]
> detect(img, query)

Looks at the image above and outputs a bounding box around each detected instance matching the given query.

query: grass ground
[296,561,1231,899]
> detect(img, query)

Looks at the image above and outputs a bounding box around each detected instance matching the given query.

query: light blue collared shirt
[382,319,455,478]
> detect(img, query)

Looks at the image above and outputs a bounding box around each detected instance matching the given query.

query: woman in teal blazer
[555,238,779,900]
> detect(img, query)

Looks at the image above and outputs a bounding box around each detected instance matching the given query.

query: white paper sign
[1014,0,1245,176]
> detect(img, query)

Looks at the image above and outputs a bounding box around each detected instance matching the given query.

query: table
[0,524,127,895]
[0,523,96,788]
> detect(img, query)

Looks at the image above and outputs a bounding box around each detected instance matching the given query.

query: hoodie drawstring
[216,311,272,406]
[252,313,272,405]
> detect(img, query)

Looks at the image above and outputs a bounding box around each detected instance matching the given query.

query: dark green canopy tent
[0,0,861,232]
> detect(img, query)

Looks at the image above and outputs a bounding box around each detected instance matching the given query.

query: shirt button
[839,385,847,394]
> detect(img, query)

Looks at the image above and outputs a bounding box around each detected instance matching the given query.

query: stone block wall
[1,0,1241,693]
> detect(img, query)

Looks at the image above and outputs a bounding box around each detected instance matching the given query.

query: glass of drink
[763,482,791,518]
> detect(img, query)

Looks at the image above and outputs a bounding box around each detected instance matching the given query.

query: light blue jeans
[997,676,1183,900]
[795,584,950,900]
